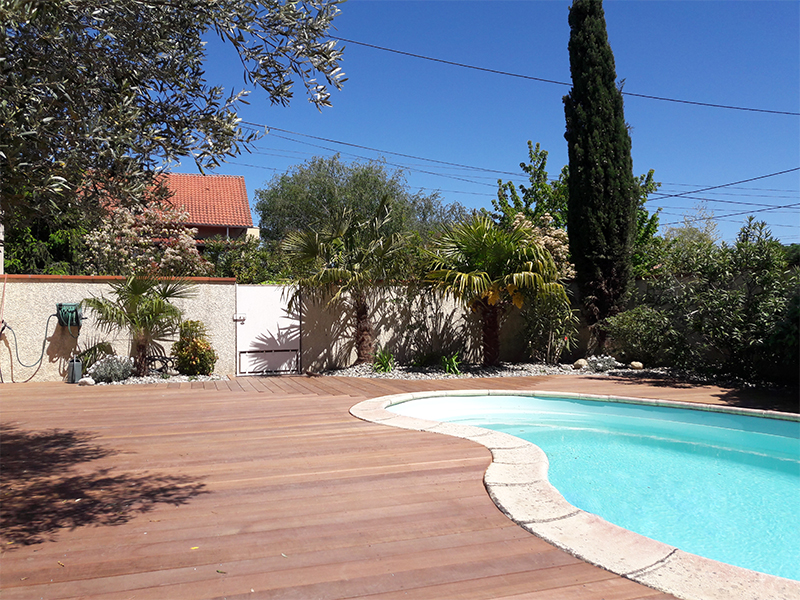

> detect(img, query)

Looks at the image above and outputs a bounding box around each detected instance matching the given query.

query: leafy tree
[255,155,464,245]
[202,236,290,283]
[3,210,87,275]
[783,243,800,269]
[282,199,407,364]
[494,142,661,280]
[563,0,639,349]
[426,214,569,366]
[493,142,569,229]
[82,274,196,377]
[1,0,344,232]
[631,170,663,277]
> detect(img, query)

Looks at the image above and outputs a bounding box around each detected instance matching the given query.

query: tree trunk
[353,293,374,365]
[133,341,148,377]
[481,303,501,366]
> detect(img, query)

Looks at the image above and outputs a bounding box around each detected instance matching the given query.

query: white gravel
[321,362,590,380]
[92,373,225,385]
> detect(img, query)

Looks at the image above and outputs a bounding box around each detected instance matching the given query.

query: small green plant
[441,352,461,375]
[174,320,218,376]
[373,348,395,373]
[88,355,134,383]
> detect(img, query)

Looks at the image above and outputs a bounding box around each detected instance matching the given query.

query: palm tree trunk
[353,293,374,365]
[134,341,149,377]
[481,303,501,366]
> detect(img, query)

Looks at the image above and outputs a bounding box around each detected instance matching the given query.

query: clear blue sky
[183,0,800,244]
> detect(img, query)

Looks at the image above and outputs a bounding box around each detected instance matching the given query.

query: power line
[660,182,798,194]
[332,36,800,117]
[259,131,500,188]
[662,202,800,226]
[243,121,521,177]
[658,210,799,229]
[646,195,800,210]
[650,168,800,201]
[241,122,799,223]
[244,123,800,202]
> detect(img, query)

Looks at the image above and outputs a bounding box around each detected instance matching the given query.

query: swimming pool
[388,393,800,581]
[351,390,800,600]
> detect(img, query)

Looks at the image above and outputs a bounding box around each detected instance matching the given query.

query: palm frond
[427,214,565,310]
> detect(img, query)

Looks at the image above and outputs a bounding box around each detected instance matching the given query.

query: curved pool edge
[349,389,800,600]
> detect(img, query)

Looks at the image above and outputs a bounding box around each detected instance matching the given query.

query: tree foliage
[563,0,638,345]
[255,155,466,245]
[426,214,568,366]
[493,142,569,229]
[605,218,799,385]
[3,209,87,275]
[202,236,290,283]
[282,198,408,364]
[1,0,345,230]
[494,141,661,281]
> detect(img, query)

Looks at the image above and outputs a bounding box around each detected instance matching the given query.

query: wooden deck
[1,374,794,599]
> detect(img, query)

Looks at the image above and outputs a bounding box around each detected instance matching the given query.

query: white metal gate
[234,285,300,375]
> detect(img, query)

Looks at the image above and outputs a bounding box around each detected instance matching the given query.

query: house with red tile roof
[166,173,259,241]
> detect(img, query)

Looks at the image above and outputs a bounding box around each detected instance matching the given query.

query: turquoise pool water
[389,395,800,580]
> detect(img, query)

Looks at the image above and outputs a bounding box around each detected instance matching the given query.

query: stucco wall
[0,276,236,383]
[298,286,528,372]
[1,276,549,383]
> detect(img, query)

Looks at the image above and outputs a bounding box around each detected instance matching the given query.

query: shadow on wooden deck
[1,424,207,546]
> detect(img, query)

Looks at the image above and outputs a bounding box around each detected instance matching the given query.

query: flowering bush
[85,202,212,276]
[174,320,218,376]
[512,212,575,280]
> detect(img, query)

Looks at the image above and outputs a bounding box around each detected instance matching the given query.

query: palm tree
[82,274,195,376]
[282,199,406,365]
[426,214,569,366]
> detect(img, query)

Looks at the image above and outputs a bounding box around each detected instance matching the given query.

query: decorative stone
[573,358,588,370]
[77,377,95,386]
[630,361,644,370]
[586,355,625,372]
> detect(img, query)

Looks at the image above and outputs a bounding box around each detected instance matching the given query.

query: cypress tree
[563,0,638,350]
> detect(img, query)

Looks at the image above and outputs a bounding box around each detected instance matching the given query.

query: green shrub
[174,320,218,376]
[524,292,579,364]
[373,348,395,373]
[603,306,680,366]
[633,218,799,383]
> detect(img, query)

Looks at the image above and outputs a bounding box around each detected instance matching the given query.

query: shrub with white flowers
[85,203,212,276]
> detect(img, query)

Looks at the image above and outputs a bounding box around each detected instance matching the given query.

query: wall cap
[1,275,237,284]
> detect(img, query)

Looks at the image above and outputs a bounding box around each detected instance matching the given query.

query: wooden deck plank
[4,373,787,599]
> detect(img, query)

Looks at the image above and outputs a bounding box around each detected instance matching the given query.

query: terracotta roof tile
[165,173,253,228]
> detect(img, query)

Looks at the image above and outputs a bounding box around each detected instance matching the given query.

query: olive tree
[1,0,345,235]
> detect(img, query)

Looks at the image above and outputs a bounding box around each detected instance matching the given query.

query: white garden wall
[0,276,531,383]
[0,275,236,383]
